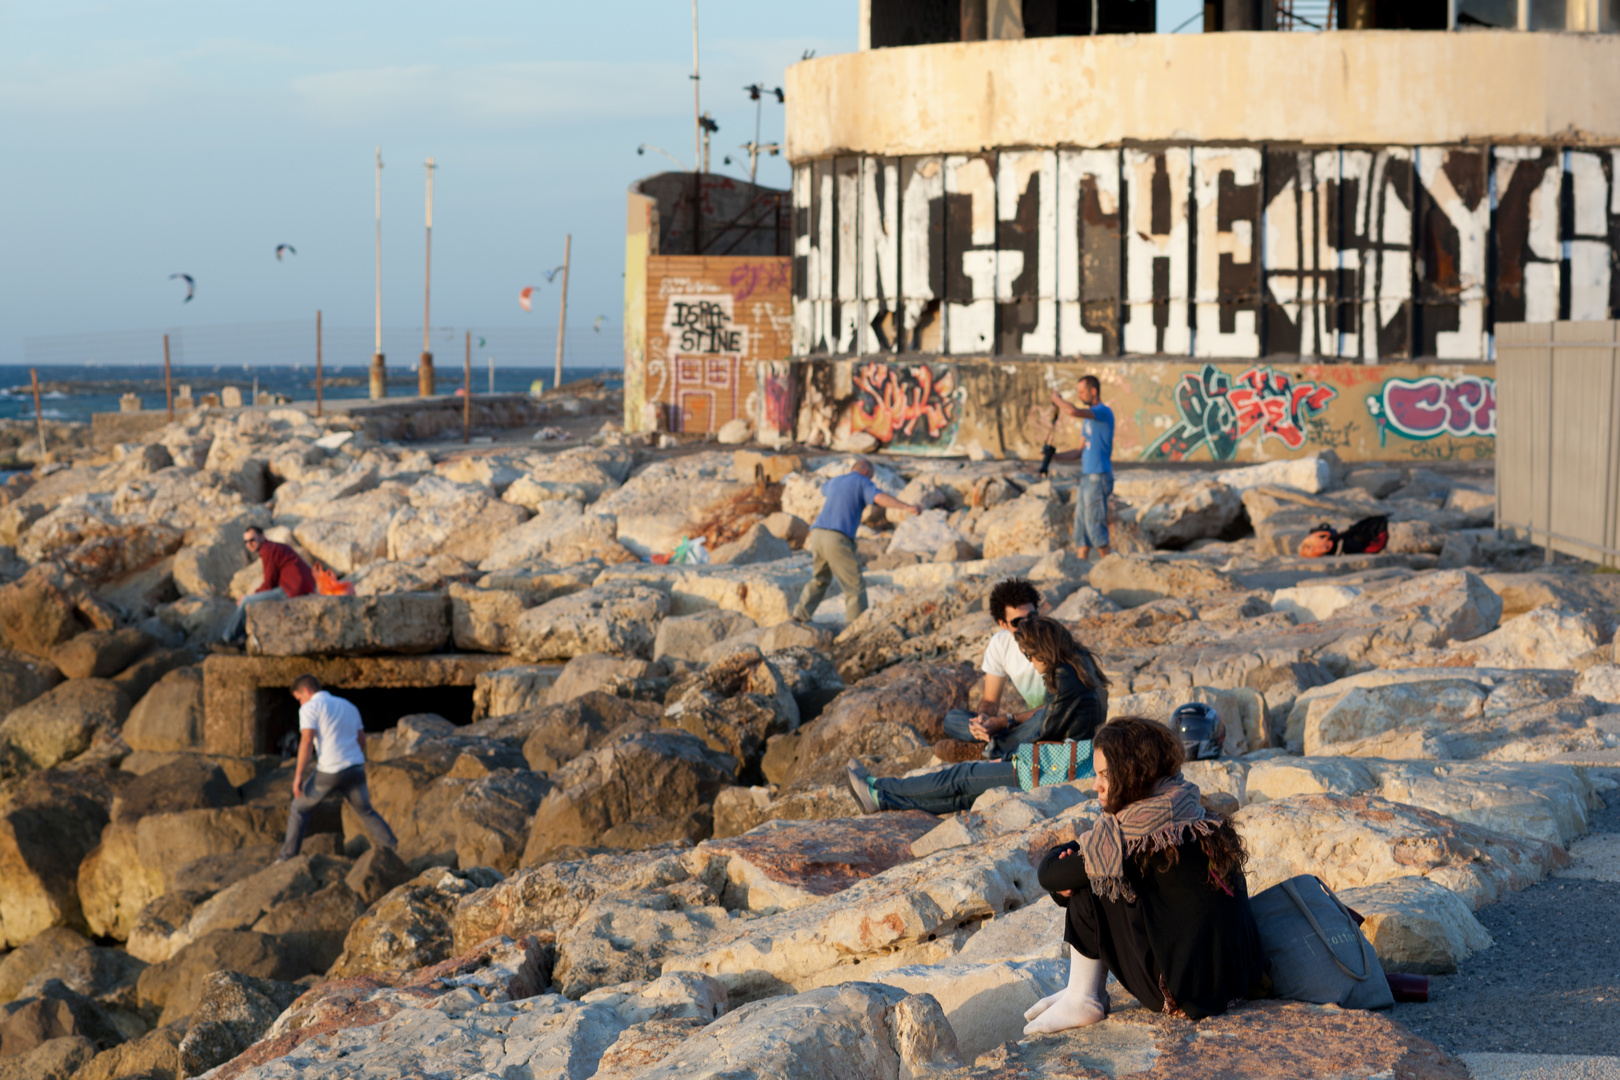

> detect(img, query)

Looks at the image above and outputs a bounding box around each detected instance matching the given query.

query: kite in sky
[542,265,566,283]
[593,315,608,333]
[519,287,535,312]
[170,273,195,302]
[276,244,296,261]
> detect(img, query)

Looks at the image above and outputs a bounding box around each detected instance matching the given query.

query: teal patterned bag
[1012,739,1094,791]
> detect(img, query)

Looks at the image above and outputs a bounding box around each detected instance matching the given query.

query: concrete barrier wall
[756,357,1497,463]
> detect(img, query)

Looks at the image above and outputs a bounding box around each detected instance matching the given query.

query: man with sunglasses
[216,526,316,651]
[933,577,1049,762]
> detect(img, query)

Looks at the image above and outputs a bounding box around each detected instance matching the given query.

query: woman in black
[1025,716,1265,1033]
[846,615,1106,815]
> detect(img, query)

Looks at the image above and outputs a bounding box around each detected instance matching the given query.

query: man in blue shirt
[1048,375,1115,559]
[791,458,919,624]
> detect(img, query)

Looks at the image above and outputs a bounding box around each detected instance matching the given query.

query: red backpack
[1299,515,1389,558]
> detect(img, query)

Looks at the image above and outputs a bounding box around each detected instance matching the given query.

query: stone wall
[757,357,1497,463]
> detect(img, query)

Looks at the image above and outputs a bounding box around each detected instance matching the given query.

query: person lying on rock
[934,578,1112,764]
[214,525,316,653]
[1024,715,1265,1034]
[791,457,920,626]
[846,615,1107,815]
[278,674,398,863]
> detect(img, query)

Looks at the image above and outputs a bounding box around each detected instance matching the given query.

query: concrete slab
[1462,1053,1620,1080]
[1556,833,1620,883]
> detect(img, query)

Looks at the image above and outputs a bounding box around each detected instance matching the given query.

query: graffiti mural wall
[636,256,792,434]
[793,147,1620,361]
[760,358,1497,463]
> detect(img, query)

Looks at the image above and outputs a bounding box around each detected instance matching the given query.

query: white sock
[1023,945,1109,1035]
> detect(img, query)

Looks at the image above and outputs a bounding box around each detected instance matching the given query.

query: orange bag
[313,562,355,596]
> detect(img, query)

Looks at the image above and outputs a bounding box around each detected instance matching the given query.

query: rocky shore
[0,395,1615,1079]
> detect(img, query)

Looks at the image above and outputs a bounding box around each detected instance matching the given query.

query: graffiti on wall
[850,361,964,448]
[794,146,1620,361]
[1144,364,1338,461]
[1366,374,1497,445]
[661,292,749,433]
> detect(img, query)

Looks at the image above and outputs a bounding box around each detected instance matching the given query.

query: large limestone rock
[0,979,124,1060]
[1430,606,1602,669]
[664,801,1095,1000]
[663,646,799,777]
[0,1034,96,1080]
[0,679,130,778]
[1111,472,1243,549]
[518,693,664,773]
[1336,876,1494,975]
[247,593,450,656]
[138,853,351,964]
[781,660,976,789]
[523,730,737,860]
[175,969,303,1078]
[1236,793,1568,910]
[1107,685,1263,756]
[0,927,91,1003]
[833,578,986,683]
[626,982,960,1080]
[0,653,59,721]
[120,666,203,753]
[0,566,117,658]
[976,495,1067,559]
[552,888,746,998]
[47,628,151,681]
[15,507,183,586]
[386,484,529,565]
[0,772,112,949]
[479,502,631,572]
[710,524,793,566]
[545,652,668,706]
[471,664,558,719]
[173,523,254,597]
[889,509,971,557]
[690,812,940,912]
[1302,679,1490,756]
[1218,452,1343,494]
[79,804,286,941]
[135,930,300,1026]
[1088,553,1241,608]
[1574,662,1620,704]
[509,584,669,662]
[327,866,502,978]
[654,609,759,665]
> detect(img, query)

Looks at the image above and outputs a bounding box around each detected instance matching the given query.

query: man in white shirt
[934,579,1049,762]
[278,674,398,862]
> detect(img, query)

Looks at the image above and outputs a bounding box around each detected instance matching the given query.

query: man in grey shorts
[278,674,397,861]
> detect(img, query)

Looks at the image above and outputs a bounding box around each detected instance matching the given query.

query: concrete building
[627,5,1620,462]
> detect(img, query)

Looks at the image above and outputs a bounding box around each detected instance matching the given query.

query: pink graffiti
[1370,375,1496,440]
[1228,368,1338,451]
[729,259,791,302]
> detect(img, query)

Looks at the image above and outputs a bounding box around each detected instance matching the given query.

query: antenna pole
[371,147,387,399]
[554,234,572,393]
[420,156,436,397]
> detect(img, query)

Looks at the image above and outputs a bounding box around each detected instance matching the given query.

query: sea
[0,364,621,425]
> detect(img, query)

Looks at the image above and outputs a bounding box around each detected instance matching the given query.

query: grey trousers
[224,587,285,643]
[280,764,397,859]
[793,528,868,623]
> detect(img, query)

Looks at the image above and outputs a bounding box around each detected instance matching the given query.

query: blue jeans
[942,706,1048,758]
[1073,472,1114,549]
[873,761,1019,815]
[281,764,397,859]
[224,587,286,643]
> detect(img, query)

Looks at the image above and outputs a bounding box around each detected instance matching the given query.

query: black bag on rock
[1250,875,1395,1010]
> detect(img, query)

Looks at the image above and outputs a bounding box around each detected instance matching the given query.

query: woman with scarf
[1025,715,1265,1034]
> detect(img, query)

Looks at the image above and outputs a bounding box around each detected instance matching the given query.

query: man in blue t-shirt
[791,458,919,624]
[1048,374,1115,559]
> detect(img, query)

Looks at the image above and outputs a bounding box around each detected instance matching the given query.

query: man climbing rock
[278,674,397,862]
[791,458,918,625]
[1047,374,1115,559]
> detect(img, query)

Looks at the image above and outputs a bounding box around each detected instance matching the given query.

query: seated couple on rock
[846,585,1108,816]
[1026,715,1266,1033]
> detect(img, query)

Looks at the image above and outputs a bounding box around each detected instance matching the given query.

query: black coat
[1040,837,1266,1020]
[1033,661,1104,744]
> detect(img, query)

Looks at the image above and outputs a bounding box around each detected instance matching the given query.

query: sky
[0,0,1204,368]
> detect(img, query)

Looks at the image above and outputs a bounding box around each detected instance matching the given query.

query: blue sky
[0,1,1203,367]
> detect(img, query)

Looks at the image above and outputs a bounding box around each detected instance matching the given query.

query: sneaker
[845,758,880,815]
[933,738,989,764]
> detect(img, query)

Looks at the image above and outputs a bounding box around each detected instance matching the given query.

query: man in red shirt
[217,526,316,650]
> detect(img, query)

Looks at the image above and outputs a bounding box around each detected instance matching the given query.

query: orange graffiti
[851,362,960,445]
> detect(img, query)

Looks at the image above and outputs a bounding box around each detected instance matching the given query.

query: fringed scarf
[1080,775,1218,903]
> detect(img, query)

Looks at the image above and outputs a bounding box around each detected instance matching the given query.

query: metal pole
[692,0,701,172]
[463,331,471,443]
[30,368,46,457]
[1447,0,1457,28]
[420,157,436,397]
[163,334,173,421]
[1517,0,1530,27]
[315,310,324,417]
[751,94,762,184]
[489,353,494,395]
[372,147,387,399]
[554,234,571,393]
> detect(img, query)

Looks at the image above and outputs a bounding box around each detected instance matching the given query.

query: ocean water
[0,364,619,425]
